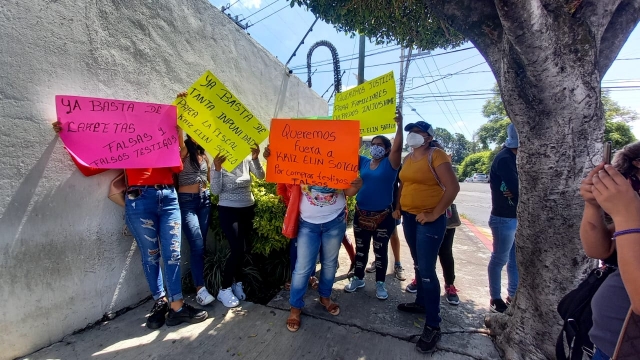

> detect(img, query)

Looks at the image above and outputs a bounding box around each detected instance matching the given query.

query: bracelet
[612,228,640,239]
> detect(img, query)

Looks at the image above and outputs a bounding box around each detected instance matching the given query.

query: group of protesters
[52,86,640,357]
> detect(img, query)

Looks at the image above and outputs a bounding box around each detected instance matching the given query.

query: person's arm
[430,161,460,217]
[496,156,519,202]
[249,146,265,179]
[210,154,226,195]
[344,177,362,197]
[579,163,616,259]
[389,111,403,170]
[592,164,640,314]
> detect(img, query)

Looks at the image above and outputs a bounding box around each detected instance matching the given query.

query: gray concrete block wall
[0,0,327,358]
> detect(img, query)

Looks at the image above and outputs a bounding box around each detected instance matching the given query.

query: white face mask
[406,132,426,148]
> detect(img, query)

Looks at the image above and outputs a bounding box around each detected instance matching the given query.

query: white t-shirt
[299,185,346,224]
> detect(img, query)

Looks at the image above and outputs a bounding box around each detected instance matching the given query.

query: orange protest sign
[266,119,360,189]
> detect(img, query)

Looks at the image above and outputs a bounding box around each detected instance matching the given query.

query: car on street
[471,173,489,183]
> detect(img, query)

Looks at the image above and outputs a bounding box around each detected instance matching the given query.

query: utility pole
[357,35,365,85]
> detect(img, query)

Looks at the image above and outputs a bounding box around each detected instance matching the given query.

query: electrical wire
[241,0,278,20]
[426,57,474,137]
[248,4,289,27]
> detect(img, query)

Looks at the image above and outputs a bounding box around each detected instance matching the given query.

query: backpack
[556,264,616,359]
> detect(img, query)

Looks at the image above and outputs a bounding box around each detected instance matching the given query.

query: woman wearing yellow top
[393,121,460,354]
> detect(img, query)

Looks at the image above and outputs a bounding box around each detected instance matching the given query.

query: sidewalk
[23,224,502,360]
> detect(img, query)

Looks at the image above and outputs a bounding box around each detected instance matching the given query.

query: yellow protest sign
[174,71,269,172]
[332,71,396,136]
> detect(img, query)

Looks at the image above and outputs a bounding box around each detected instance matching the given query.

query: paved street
[455,183,492,238]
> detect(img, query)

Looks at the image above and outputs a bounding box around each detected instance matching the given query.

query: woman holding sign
[263,146,362,332]
[394,121,460,354]
[344,112,403,300]
[177,134,215,306]
[51,121,209,330]
[211,146,265,308]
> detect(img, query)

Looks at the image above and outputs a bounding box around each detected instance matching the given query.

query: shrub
[457,151,494,180]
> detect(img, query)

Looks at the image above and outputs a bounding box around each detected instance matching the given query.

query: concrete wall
[0,0,327,358]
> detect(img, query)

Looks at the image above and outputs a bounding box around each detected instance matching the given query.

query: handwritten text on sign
[174,71,269,172]
[266,119,359,189]
[332,71,397,136]
[55,95,180,168]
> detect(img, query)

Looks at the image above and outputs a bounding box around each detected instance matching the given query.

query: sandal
[286,308,301,332]
[319,297,340,316]
[284,282,291,291]
[309,276,319,290]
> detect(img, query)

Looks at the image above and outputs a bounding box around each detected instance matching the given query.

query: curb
[461,218,493,252]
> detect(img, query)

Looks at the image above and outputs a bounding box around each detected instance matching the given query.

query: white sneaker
[196,287,214,306]
[232,282,246,301]
[217,287,240,308]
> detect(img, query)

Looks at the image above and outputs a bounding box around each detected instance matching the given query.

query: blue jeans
[178,190,211,288]
[402,212,447,328]
[488,215,519,300]
[289,213,346,309]
[289,238,318,277]
[125,187,183,303]
[592,348,610,360]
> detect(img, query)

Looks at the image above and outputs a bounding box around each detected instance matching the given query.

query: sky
[211,0,640,140]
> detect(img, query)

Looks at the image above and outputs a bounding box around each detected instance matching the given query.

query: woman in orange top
[393,121,460,354]
[52,119,208,331]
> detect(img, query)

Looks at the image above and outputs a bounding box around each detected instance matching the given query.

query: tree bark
[427,1,640,358]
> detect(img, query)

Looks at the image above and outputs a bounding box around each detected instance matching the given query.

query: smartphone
[603,141,612,164]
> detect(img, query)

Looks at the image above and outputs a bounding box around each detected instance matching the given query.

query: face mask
[370,145,386,159]
[406,133,426,148]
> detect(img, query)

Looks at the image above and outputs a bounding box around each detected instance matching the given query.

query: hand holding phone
[603,141,612,164]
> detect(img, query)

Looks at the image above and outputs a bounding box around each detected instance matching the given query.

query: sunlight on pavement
[92,331,159,356]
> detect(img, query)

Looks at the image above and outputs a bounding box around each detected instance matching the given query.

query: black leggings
[438,228,456,286]
[218,205,255,289]
[353,209,396,282]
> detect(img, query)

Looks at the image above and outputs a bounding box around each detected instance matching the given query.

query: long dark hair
[185,135,205,168]
[613,141,640,178]
[372,135,392,157]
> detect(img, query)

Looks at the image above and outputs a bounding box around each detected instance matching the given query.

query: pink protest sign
[55,95,181,169]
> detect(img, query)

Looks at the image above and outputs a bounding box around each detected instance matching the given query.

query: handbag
[446,204,462,228]
[356,206,391,231]
[282,185,301,239]
[108,171,127,207]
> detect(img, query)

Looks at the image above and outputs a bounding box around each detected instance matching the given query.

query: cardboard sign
[55,95,180,169]
[332,71,397,136]
[174,71,269,172]
[266,119,359,189]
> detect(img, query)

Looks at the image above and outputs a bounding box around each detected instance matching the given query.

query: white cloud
[242,0,262,9]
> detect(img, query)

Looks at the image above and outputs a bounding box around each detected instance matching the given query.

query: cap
[504,123,519,149]
[404,121,434,136]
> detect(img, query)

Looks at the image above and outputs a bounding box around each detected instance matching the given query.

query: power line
[293,46,475,71]
[426,56,474,137]
[404,62,486,92]
[290,46,403,71]
[413,60,469,137]
[247,4,289,27]
[241,0,278,20]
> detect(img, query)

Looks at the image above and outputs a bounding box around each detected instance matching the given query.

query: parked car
[471,173,489,183]
[464,177,472,183]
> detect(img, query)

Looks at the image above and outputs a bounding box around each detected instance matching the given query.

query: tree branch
[596,0,640,76]
[424,0,504,79]
[492,0,554,62]
[574,0,623,48]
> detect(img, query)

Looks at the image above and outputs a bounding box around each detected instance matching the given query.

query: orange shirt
[399,148,451,214]
[126,164,183,186]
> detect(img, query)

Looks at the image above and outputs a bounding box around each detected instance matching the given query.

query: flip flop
[286,308,301,332]
[319,297,340,316]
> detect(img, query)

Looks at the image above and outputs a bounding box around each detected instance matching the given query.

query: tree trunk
[477,26,604,359]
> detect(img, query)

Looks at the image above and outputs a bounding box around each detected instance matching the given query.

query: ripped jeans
[402,212,447,328]
[125,186,183,303]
